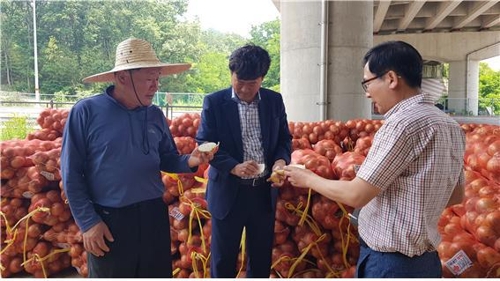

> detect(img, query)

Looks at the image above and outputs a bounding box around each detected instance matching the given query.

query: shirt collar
[231,88,261,104]
[105,85,148,112]
[384,92,432,119]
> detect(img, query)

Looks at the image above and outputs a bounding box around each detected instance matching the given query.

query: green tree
[249,19,280,91]
[1,1,283,102]
[184,19,282,94]
[39,36,80,98]
[159,20,205,93]
[1,0,194,96]
[1,1,35,93]
[79,0,193,93]
[180,29,245,94]
[200,29,246,54]
[187,51,231,94]
[479,62,500,115]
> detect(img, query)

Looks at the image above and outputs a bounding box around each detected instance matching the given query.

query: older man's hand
[83,221,114,257]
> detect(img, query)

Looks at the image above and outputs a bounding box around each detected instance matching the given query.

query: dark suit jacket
[196,87,292,220]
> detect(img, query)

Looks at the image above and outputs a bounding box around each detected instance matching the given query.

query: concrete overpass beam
[448,61,466,114]
[327,1,373,122]
[466,60,480,116]
[448,60,479,115]
[281,1,323,122]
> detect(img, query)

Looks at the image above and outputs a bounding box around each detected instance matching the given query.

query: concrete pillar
[448,61,467,115]
[448,60,480,116]
[327,1,373,122]
[281,1,323,122]
[466,60,479,116]
[281,0,373,122]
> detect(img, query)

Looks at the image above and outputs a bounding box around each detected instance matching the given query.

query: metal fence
[434,97,499,117]
[0,98,204,140]
[0,99,202,124]
[0,91,205,120]
[0,96,498,129]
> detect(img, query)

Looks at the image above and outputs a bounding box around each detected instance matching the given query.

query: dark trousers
[210,185,275,278]
[88,197,172,278]
[356,237,442,278]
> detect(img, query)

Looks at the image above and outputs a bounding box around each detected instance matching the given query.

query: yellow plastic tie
[165,172,185,196]
[194,176,208,184]
[271,255,311,278]
[172,267,181,277]
[289,234,332,278]
[190,187,206,194]
[310,234,336,275]
[10,206,50,263]
[333,201,359,268]
[271,254,293,270]
[298,189,313,226]
[285,202,322,236]
[0,228,19,272]
[284,201,303,221]
[272,269,283,278]
[0,211,13,234]
[236,228,246,278]
[336,202,349,216]
[337,213,357,268]
[20,248,70,278]
[191,251,210,278]
[190,250,202,278]
[0,228,18,256]
[182,196,211,253]
[192,208,211,253]
[186,208,195,247]
[288,249,314,278]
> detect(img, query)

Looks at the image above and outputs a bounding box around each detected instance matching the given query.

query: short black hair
[363,41,423,88]
[229,44,271,80]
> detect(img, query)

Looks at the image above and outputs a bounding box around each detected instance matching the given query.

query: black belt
[238,176,267,187]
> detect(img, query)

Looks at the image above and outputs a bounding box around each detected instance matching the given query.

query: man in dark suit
[196,44,292,278]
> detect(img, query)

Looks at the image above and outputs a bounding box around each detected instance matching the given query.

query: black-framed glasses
[361,71,388,92]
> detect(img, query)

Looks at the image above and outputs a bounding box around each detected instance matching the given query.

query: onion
[197,142,219,153]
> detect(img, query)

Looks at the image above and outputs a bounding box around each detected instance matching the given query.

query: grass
[0,115,36,141]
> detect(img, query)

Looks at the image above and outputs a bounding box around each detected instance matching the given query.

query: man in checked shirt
[284,40,465,278]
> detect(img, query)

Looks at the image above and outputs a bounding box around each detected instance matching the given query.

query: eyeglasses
[361,71,388,92]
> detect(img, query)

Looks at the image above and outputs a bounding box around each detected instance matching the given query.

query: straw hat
[82,38,191,83]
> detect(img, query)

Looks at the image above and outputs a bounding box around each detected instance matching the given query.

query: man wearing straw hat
[61,38,214,277]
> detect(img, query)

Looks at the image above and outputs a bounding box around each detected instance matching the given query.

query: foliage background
[0,0,281,104]
[1,0,498,114]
